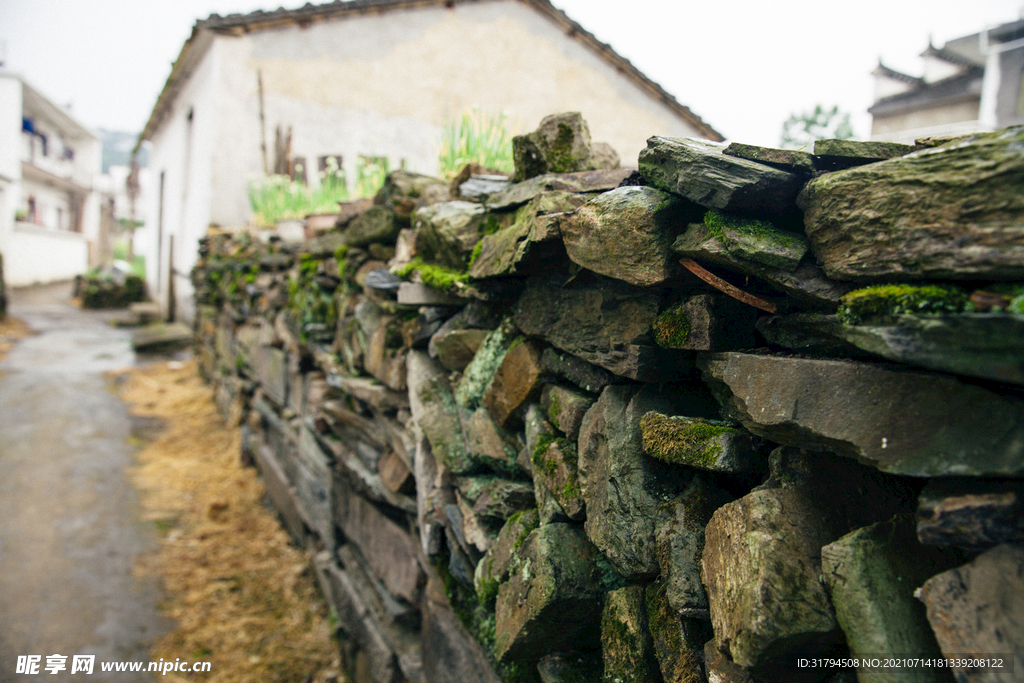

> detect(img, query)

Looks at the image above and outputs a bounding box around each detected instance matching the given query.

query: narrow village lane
[0,282,172,682]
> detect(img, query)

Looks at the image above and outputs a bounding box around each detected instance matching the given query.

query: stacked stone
[191,114,1024,683]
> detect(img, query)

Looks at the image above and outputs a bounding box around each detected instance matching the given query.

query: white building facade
[0,71,101,286]
[138,0,721,323]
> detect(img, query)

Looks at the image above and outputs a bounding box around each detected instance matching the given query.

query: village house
[870,17,1024,143]
[137,0,721,323]
[0,70,101,286]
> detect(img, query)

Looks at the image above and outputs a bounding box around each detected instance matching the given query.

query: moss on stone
[547,122,576,173]
[837,284,969,324]
[652,302,692,348]
[392,258,468,291]
[468,239,484,269]
[640,412,741,469]
[547,393,562,429]
[704,209,802,250]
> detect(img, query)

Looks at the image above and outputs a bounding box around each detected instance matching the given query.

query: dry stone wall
[192,115,1024,683]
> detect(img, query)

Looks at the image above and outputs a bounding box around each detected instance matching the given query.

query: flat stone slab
[800,127,1024,281]
[723,142,815,172]
[917,479,1024,550]
[131,322,192,352]
[483,168,632,211]
[698,352,1024,477]
[831,314,1024,387]
[639,136,806,215]
[813,138,916,160]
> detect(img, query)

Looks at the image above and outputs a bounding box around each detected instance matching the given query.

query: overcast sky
[2,0,1022,146]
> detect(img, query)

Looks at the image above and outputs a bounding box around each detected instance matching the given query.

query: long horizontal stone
[639,136,805,214]
[483,168,631,211]
[799,127,1024,281]
[698,352,1024,477]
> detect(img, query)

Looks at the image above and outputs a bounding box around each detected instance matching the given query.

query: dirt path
[0,282,172,682]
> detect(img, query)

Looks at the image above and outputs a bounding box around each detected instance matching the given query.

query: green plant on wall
[248,155,353,227]
[438,108,515,178]
[354,155,389,199]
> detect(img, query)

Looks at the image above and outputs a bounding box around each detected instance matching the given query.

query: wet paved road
[0,283,172,682]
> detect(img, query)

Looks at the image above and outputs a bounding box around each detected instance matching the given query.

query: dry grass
[116,359,343,683]
[0,315,33,361]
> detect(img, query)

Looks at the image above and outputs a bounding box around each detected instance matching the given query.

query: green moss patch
[640,412,741,469]
[652,303,692,348]
[838,284,968,325]
[391,258,468,291]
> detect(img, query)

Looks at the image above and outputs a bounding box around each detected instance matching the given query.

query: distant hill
[98,129,148,173]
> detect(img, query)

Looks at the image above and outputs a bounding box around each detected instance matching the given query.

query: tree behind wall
[780,104,854,149]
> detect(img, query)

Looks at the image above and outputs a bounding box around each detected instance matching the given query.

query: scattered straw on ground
[115,359,343,683]
[0,315,33,361]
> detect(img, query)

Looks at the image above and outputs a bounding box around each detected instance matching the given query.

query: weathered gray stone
[332,475,423,605]
[916,544,1024,683]
[755,313,868,354]
[652,294,755,351]
[917,479,1024,550]
[468,191,584,279]
[494,523,603,662]
[416,372,472,474]
[699,352,1024,477]
[455,319,518,411]
[591,141,620,170]
[396,282,463,306]
[324,561,404,683]
[514,272,694,382]
[411,200,486,269]
[645,579,708,683]
[470,478,534,528]
[578,383,718,580]
[345,205,399,247]
[561,186,697,286]
[703,209,808,271]
[531,436,585,521]
[829,314,1024,387]
[327,374,410,412]
[540,384,594,442]
[375,170,451,224]
[482,340,544,426]
[296,426,337,548]
[463,408,521,467]
[473,508,539,608]
[704,639,754,683]
[673,221,851,308]
[540,347,625,394]
[253,346,289,406]
[821,517,964,683]
[457,174,511,201]
[483,168,632,212]
[799,127,1024,281]
[421,575,503,683]
[641,412,758,474]
[512,111,594,181]
[131,322,193,353]
[656,476,734,616]
[724,141,815,172]
[601,585,661,683]
[639,136,806,214]
[702,448,911,674]
[432,328,488,372]
[813,138,916,160]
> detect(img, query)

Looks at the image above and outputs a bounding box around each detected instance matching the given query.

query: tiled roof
[868,67,983,116]
[138,0,722,148]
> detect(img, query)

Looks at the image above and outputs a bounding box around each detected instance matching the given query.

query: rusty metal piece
[678,258,777,313]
